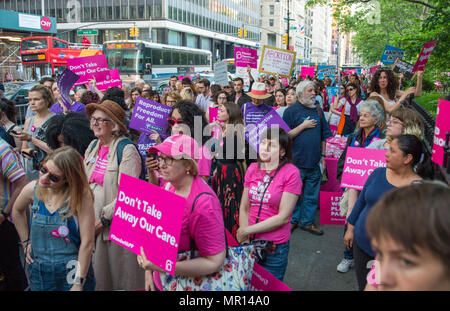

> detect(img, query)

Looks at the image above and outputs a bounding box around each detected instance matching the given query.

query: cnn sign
[40,17,52,31]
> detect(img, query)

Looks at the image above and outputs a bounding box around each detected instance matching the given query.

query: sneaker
[300,224,324,236]
[337,258,354,273]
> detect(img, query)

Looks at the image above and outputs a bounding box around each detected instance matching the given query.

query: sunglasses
[167,118,186,127]
[346,88,355,91]
[39,165,62,183]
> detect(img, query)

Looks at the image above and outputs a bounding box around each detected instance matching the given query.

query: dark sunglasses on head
[39,165,62,183]
[167,118,185,127]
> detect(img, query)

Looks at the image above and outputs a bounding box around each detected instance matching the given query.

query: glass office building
[2,0,261,60]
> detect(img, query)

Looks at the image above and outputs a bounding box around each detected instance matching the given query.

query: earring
[186,170,190,175]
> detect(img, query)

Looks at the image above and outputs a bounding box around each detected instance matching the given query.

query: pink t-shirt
[244,162,301,244]
[197,145,212,177]
[89,145,109,186]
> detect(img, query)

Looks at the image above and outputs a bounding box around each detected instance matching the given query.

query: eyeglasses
[39,165,62,183]
[159,156,174,167]
[218,96,228,100]
[167,118,185,127]
[387,119,403,126]
[346,88,355,92]
[90,117,112,125]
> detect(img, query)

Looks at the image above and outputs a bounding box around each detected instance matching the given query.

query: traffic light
[238,27,243,37]
[129,27,139,38]
[243,28,247,38]
[282,34,288,45]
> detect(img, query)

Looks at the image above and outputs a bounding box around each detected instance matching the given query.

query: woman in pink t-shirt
[139,134,226,291]
[237,128,301,281]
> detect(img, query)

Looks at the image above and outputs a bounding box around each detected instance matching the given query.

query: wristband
[74,276,86,286]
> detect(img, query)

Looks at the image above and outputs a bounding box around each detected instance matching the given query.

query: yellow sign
[258,45,297,78]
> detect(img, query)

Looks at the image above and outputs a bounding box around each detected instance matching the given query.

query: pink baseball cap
[147,134,203,161]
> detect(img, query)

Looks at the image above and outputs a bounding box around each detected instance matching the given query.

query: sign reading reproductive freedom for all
[431,99,450,166]
[129,96,172,135]
[259,45,296,78]
[66,54,109,85]
[341,147,387,190]
[109,174,186,276]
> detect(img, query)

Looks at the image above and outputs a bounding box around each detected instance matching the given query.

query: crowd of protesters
[0,62,449,292]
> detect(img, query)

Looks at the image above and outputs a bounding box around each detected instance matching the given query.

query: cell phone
[21,151,32,157]
[146,152,158,160]
[10,130,20,135]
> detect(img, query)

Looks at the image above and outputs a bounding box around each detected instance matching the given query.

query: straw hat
[85,100,128,135]
[247,82,272,99]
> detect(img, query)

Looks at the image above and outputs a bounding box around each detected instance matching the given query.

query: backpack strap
[89,139,99,154]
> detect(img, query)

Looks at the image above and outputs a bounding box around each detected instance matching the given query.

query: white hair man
[282,80,333,236]
[135,79,145,89]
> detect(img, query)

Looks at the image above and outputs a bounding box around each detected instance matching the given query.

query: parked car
[6,82,38,127]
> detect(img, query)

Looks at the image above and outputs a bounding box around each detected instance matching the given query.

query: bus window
[188,53,194,65]
[199,55,206,65]
[180,53,187,65]
[152,49,162,65]
[194,54,200,65]
[53,39,68,48]
[162,50,172,65]
[172,51,180,65]
[21,38,47,50]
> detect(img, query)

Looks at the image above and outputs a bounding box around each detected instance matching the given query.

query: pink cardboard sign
[341,147,387,190]
[234,47,258,69]
[178,76,192,81]
[208,107,218,123]
[66,54,110,86]
[93,69,122,91]
[370,65,381,75]
[301,66,315,78]
[109,173,186,276]
[281,77,289,87]
[320,192,345,226]
[412,41,437,73]
[432,99,450,166]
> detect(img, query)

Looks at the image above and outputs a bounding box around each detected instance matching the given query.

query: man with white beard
[283,80,332,236]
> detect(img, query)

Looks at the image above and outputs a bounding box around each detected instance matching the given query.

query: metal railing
[15,104,29,128]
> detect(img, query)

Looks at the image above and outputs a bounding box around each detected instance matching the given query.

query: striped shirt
[0,138,26,210]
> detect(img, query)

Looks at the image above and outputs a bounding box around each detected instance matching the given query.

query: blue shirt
[282,102,332,169]
[347,167,396,257]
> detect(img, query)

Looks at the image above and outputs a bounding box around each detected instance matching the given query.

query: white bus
[103,40,212,83]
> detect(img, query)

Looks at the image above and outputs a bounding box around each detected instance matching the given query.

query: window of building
[269,19,274,27]
[269,5,274,15]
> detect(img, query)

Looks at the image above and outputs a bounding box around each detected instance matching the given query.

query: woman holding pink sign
[12,146,96,291]
[141,134,226,291]
[237,128,301,281]
[344,134,431,290]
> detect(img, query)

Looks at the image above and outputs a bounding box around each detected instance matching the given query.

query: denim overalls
[27,185,95,291]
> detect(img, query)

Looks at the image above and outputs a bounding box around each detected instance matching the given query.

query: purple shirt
[50,101,87,116]
[241,101,272,126]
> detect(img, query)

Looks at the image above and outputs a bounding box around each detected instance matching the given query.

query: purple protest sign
[129,96,172,135]
[412,41,437,73]
[57,68,80,111]
[234,47,258,69]
[244,109,291,153]
[93,69,122,91]
[67,54,109,85]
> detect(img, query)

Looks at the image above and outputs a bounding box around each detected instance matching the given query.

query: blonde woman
[180,87,194,101]
[12,146,95,291]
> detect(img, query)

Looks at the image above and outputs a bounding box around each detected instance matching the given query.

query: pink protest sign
[109,173,186,276]
[412,41,437,73]
[301,66,315,78]
[281,77,289,87]
[432,99,450,166]
[234,47,258,69]
[341,147,387,190]
[178,76,192,81]
[370,65,381,75]
[93,69,122,91]
[320,192,345,226]
[66,54,109,85]
[209,107,218,123]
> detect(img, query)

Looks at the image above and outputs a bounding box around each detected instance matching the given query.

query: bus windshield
[104,49,143,73]
[21,38,47,50]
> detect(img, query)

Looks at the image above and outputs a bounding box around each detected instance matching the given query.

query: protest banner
[178,75,192,81]
[341,147,387,190]
[318,65,337,79]
[244,109,291,153]
[281,77,289,87]
[320,192,346,226]
[412,41,437,73]
[129,96,172,135]
[225,231,291,291]
[177,66,195,76]
[300,66,316,78]
[66,54,109,85]
[57,68,79,110]
[259,45,296,78]
[381,45,405,65]
[431,99,450,166]
[393,59,414,79]
[209,107,218,123]
[326,87,339,107]
[109,173,186,275]
[234,47,258,69]
[214,61,229,86]
[93,69,122,91]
